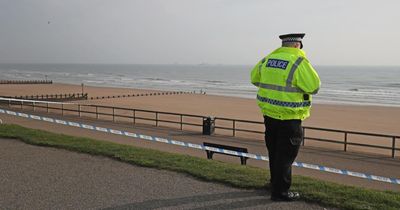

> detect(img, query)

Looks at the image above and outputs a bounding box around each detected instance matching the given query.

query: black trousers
[264,115,303,195]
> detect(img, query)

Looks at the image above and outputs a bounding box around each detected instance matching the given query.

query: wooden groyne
[1,93,87,102]
[0,80,52,84]
[89,91,201,100]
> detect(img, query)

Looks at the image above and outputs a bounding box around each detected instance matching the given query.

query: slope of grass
[0,124,399,210]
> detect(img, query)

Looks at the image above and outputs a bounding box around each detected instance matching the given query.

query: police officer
[250,33,320,201]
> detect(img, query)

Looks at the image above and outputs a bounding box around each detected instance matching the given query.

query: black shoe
[271,191,300,202]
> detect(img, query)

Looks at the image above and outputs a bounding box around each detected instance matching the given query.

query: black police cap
[279,33,305,49]
[279,33,305,41]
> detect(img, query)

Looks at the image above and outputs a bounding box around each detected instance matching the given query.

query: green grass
[0,124,399,210]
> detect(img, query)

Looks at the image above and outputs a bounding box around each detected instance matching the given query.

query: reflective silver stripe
[255,57,305,93]
[252,82,304,93]
[286,57,304,86]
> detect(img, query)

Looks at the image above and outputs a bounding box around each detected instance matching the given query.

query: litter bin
[202,116,215,135]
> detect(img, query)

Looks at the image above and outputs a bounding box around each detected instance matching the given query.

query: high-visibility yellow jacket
[251,47,320,120]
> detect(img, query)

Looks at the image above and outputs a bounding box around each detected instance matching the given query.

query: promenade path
[0,109,399,192]
[0,139,330,210]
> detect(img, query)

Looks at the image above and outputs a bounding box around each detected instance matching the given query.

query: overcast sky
[1,0,399,66]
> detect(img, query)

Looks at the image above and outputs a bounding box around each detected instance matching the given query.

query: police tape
[1,108,399,185]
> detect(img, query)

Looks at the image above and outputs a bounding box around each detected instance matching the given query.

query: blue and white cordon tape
[1,108,399,185]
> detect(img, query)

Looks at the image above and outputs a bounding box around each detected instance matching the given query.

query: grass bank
[0,124,399,210]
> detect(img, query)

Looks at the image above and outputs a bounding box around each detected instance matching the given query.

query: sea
[0,63,400,107]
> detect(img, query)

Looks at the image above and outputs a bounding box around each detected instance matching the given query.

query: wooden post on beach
[78,105,81,117]
[392,137,396,158]
[112,107,115,122]
[232,120,236,136]
[61,104,64,116]
[180,115,183,130]
[133,110,136,124]
[344,132,348,152]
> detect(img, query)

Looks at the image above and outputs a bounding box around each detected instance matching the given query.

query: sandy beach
[0,83,399,157]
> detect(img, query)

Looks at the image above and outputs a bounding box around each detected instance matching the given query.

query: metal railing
[302,126,399,158]
[214,117,399,158]
[1,100,205,131]
[1,98,399,158]
[214,117,264,136]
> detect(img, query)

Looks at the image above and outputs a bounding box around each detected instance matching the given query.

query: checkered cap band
[282,37,302,42]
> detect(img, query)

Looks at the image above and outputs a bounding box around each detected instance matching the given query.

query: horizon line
[0,62,399,68]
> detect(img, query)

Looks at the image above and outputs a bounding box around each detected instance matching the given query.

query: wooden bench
[203,142,249,165]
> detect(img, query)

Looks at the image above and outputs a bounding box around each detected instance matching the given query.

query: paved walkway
[0,139,329,210]
[0,109,399,192]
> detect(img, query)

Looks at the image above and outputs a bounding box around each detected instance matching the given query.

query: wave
[2,64,400,107]
[206,80,226,84]
[142,78,170,82]
[386,83,400,88]
[82,80,105,84]
[348,88,359,91]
